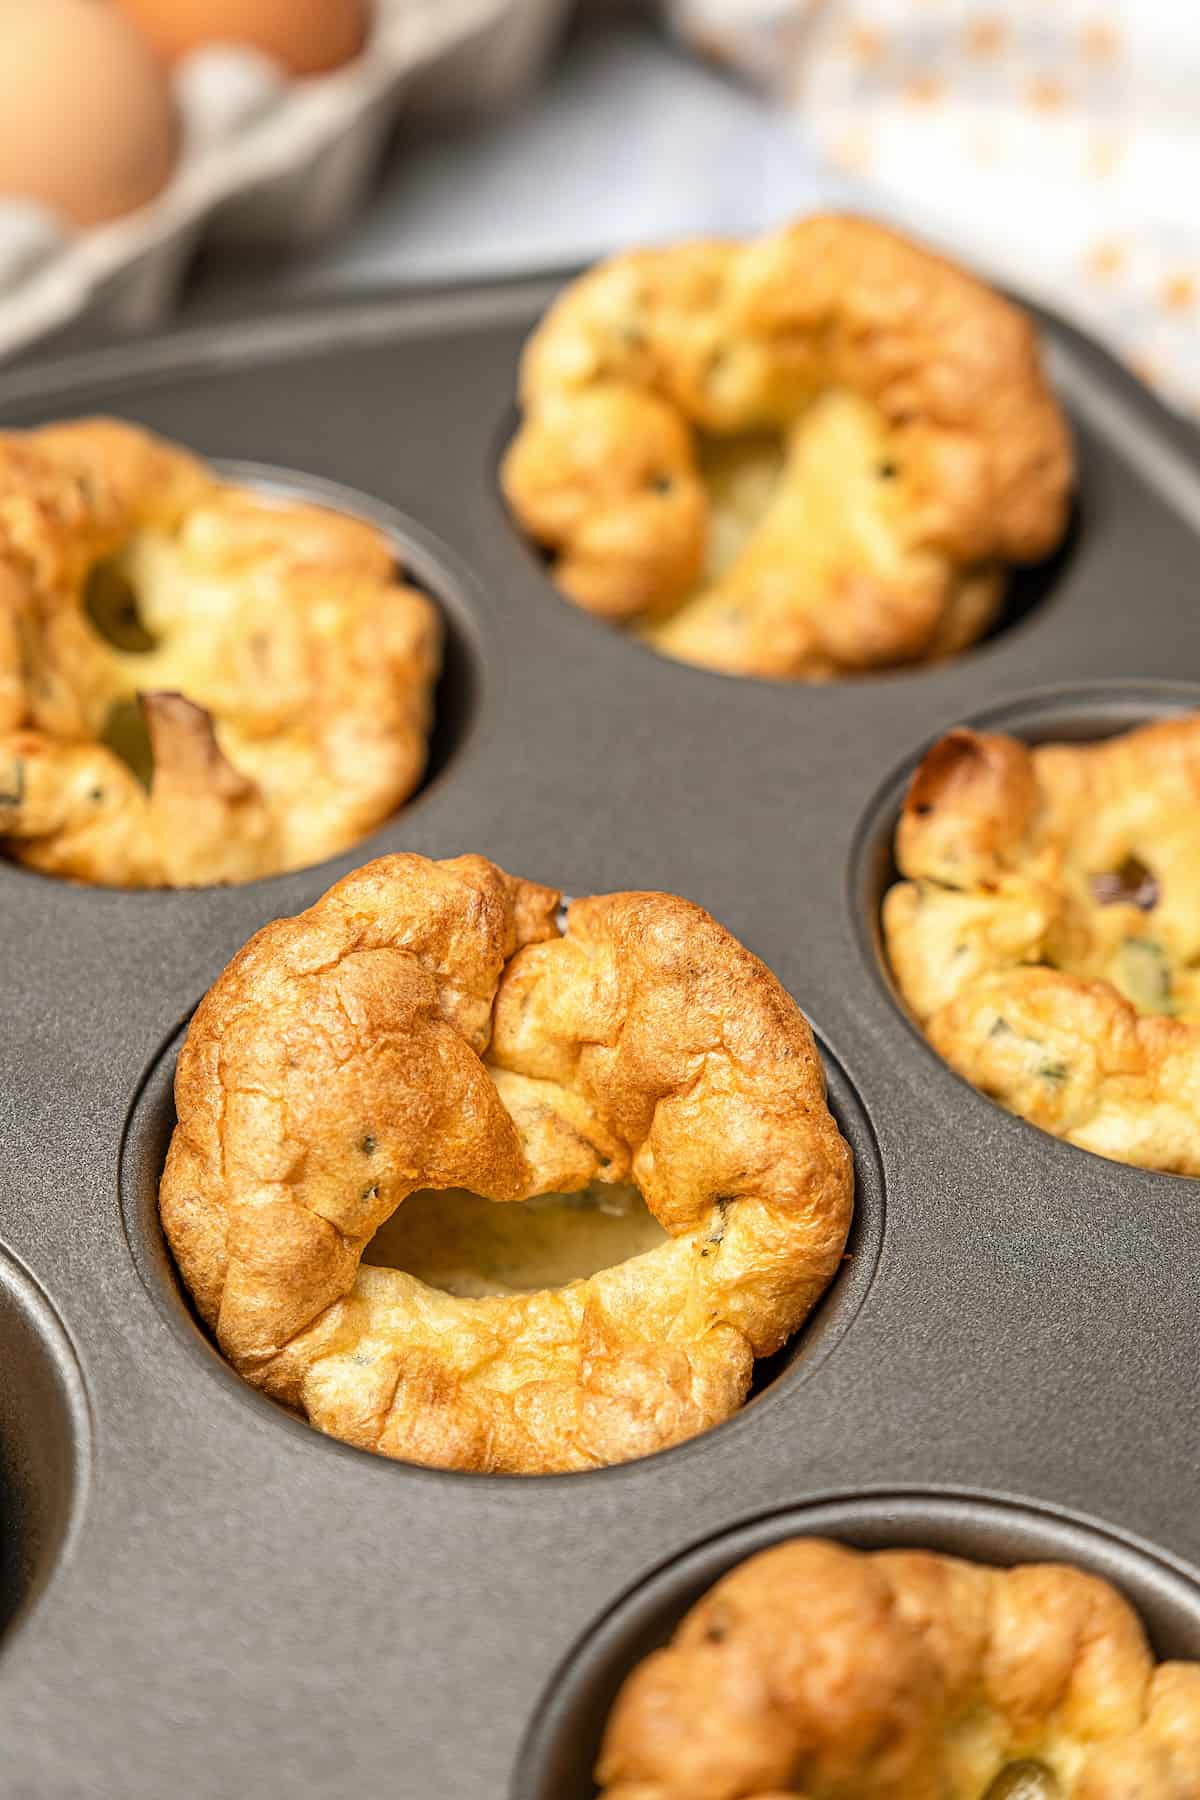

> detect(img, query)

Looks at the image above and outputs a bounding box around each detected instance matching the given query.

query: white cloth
[666,0,1200,411]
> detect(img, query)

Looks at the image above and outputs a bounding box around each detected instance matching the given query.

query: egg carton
[0,0,570,361]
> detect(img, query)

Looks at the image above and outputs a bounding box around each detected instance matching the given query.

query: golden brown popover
[159,853,853,1473]
[503,214,1072,680]
[598,1538,1200,1798]
[0,418,439,886]
[884,717,1200,1173]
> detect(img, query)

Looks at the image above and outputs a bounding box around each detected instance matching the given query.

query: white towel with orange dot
[667,0,1198,409]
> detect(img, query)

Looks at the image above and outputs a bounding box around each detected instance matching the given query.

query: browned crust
[883,717,1200,1172]
[0,417,440,886]
[159,853,853,1473]
[597,1538,1200,1797]
[502,215,1072,678]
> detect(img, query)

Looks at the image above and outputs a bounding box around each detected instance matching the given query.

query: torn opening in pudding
[84,555,173,786]
[691,430,786,581]
[364,1179,668,1299]
[641,391,1003,678]
[79,518,302,735]
[83,537,249,794]
[83,555,158,655]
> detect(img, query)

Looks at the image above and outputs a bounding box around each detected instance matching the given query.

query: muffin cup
[0,275,1196,1795]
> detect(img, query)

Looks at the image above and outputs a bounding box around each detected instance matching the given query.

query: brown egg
[115,0,371,76]
[0,0,176,228]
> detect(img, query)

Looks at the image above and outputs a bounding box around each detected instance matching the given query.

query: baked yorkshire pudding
[597,1538,1200,1798]
[0,419,440,886]
[502,215,1072,680]
[159,853,853,1474]
[884,717,1200,1174]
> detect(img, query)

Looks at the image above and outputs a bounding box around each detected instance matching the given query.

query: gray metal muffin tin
[1,273,1200,1798]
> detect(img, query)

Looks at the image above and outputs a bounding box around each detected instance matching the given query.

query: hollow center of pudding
[363,1180,668,1298]
[696,431,787,579]
[80,533,266,785]
[660,391,912,631]
[82,531,252,703]
[84,548,187,787]
[83,556,158,655]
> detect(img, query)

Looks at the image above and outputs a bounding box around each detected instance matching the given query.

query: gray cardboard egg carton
[1,273,1200,1798]
[0,0,569,361]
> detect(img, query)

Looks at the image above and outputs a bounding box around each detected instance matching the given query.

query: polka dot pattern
[666,1,1200,412]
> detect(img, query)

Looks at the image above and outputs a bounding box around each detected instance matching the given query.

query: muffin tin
[1,272,1199,1797]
